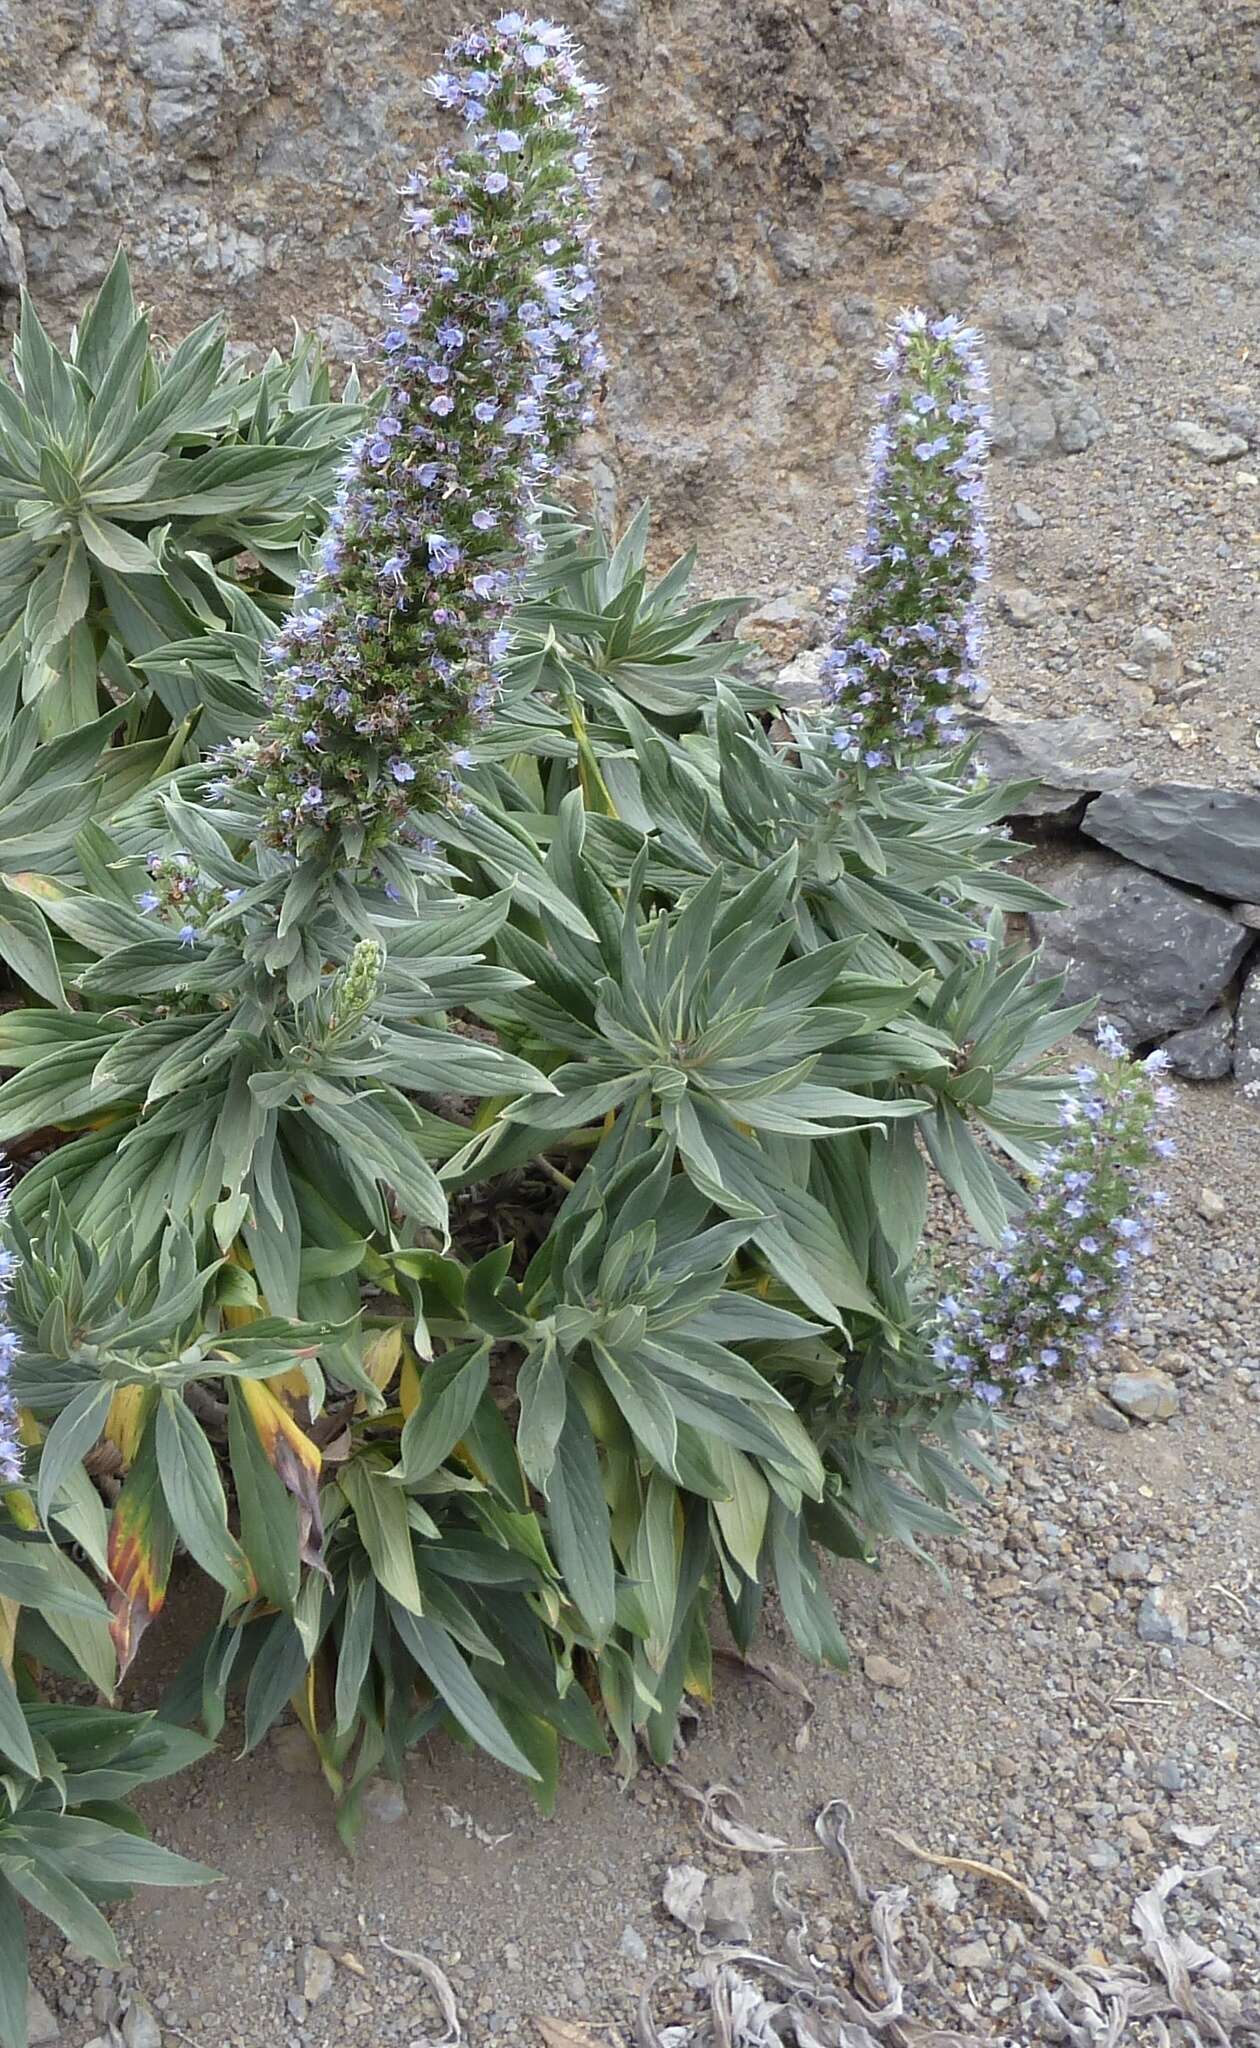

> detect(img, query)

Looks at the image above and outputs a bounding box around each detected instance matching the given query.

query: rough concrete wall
[1,1,1257,552]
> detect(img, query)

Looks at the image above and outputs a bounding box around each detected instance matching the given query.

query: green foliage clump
[0,1495,213,2044]
[0,251,363,742]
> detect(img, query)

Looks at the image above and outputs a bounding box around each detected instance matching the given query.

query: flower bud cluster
[239,15,604,863]
[822,310,990,770]
[136,853,236,947]
[935,1023,1174,1405]
[320,940,385,1043]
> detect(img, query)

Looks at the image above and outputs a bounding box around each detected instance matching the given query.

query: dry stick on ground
[1177,1673,1260,1730]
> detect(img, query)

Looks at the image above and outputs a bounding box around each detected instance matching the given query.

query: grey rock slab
[1163,1007,1233,1080]
[1137,1587,1190,1646]
[1166,419,1248,463]
[121,2000,163,2048]
[297,1946,336,2004]
[1105,1370,1180,1421]
[1027,851,1252,1041]
[965,708,1135,823]
[1083,1387,1130,1432]
[1082,781,1260,899]
[774,645,826,709]
[1235,960,1260,1090]
[26,1988,60,2046]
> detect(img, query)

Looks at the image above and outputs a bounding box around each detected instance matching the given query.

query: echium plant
[234,14,605,865]
[935,1023,1174,1403]
[822,310,990,769]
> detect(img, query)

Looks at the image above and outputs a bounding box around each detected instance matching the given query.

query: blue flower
[239,15,604,861]
[819,319,990,771]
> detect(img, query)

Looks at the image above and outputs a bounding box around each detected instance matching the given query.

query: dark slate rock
[1028,851,1254,1042]
[1235,960,1260,1093]
[963,708,1135,826]
[1082,782,1260,900]
[1162,1007,1234,1080]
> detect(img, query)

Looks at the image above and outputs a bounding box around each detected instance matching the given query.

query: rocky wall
[1,0,1258,553]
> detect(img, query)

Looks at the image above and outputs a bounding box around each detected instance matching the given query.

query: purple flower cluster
[0,1190,20,1484]
[934,1024,1174,1406]
[822,310,991,771]
[237,16,604,863]
[136,852,236,946]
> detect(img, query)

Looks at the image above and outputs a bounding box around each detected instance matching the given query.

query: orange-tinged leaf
[105,1385,149,1465]
[106,1416,176,1679]
[267,1365,314,1405]
[237,1376,327,1577]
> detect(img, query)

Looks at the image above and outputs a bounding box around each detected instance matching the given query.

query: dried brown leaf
[660,1765,816,1857]
[880,1827,1050,1924]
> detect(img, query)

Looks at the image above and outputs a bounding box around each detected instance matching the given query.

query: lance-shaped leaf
[155,1391,254,1602]
[106,1402,176,1679]
[234,1376,327,1579]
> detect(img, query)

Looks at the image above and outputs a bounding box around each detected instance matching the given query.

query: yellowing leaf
[2,1486,37,1532]
[3,871,66,903]
[237,1376,326,1577]
[357,1325,404,1413]
[0,1595,18,1676]
[105,1385,149,1465]
[399,1346,423,1421]
[106,1420,176,1678]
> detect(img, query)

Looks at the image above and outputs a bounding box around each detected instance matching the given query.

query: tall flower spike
[241,17,605,863]
[822,310,990,771]
[933,1029,1173,1407]
[0,1183,21,1484]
